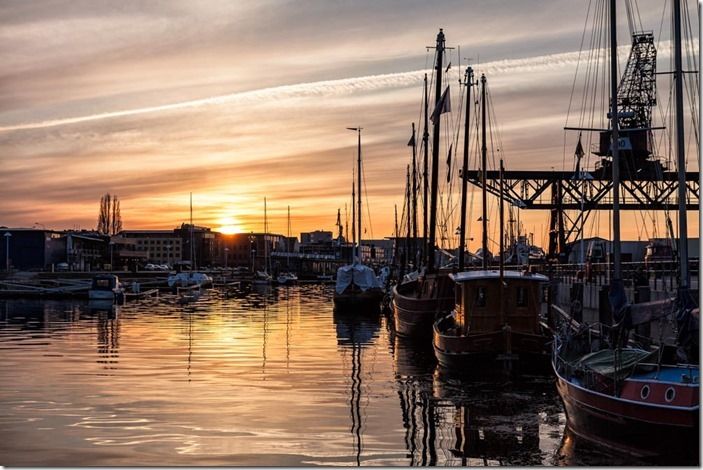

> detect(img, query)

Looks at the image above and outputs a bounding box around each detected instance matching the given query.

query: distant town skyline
[1,0,699,251]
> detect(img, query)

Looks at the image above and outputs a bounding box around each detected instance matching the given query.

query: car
[144,263,158,271]
[56,262,69,272]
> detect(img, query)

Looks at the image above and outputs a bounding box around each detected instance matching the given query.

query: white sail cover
[335,263,381,294]
[168,272,213,287]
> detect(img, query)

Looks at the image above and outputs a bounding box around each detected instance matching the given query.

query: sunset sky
[0,0,698,251]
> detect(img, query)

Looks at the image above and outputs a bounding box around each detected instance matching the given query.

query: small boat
[167,271,213,288]
[333,262,384,312]
[276,272,298,285]
[333,127,382,313]
[88,274,125,302]
[252,270,273,285]
[433,269,550,374]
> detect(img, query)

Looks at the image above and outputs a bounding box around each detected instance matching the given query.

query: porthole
[665,387,676,403]
[640,385,650,400]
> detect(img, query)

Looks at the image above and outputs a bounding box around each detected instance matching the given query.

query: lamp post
[224,247,229,269]
[109,241,115,271]
[249,234,256,273]
[4,232,11,272]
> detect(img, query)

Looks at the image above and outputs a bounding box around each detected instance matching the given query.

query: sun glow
[217,217,244,235]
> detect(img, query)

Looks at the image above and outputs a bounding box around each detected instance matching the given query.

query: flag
[407,133,415,147]
[575,134,584,160]
[446,144,453,182]
[430,86,451,123]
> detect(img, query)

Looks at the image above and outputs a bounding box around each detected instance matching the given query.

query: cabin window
[516,287,527,307]
[476,287,487,307]
[96,279,110,287]
[665,387,676,403]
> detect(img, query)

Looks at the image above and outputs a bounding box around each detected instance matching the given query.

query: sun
[217,217,243,235]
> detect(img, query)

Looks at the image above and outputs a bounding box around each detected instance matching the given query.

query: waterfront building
[118,230,183,266]
[0,228,64,271]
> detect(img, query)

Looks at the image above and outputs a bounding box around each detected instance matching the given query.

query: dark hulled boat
[552,317,699,461]
[433,270,550,375]
[391,29,455,337]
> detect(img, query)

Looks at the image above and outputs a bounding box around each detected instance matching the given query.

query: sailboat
[432,71,551,375]
[277,205,298,285]
[253,198,273,285]
[168,193,213,289]
[552,0,699,461]
[392,29,455,337]
[333,127,384,311]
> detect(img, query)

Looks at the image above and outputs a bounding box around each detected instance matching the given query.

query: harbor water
[0,284,644,466]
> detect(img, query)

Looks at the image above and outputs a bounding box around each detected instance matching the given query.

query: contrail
[0,41,688,133]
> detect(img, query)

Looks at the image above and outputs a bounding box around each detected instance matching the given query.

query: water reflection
[332,308,381,466]
[0,287,639,466]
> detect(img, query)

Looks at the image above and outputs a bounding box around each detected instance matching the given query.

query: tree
[97,193,123,235]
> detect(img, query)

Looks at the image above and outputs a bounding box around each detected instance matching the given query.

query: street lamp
[4,232,11,272]
[109,241,115,271]
[224,247,229,269]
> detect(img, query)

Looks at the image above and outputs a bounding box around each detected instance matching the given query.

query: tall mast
[287,205,291,269]
[609,0,622,285]
[423,74,430,266]
[411,122,418,268]
[357,128,362,263]
[351,169,356,263]
[406,164,411,272]
[459,66,474,271]
[190,192,195,270]
[499,159,505,324]
[347,127,363,263]
[264,197,269,274]
[427,29,445,274]
[673,0,689,290]
[480,74,489,269]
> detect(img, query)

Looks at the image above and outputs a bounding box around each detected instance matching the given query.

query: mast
[264,197,269,274]
[351,170,356,263]
[499,159,505,324]
[347,127,363,263]
[406,164,411,272]
[411,122,418,268]
[287,205,291,269]
[190,192,195,270]
[459,66,474,271]
[423,74,430,267]
[480,74,489,269]
[427,29,445,274]
[673,0,689,290]
[609,0,622,284]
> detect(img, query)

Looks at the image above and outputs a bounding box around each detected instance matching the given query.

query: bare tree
[97,193,123,235]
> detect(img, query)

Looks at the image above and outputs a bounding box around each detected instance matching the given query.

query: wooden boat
[433,270,550,375]
[391,29,455,337]
[392,271,454,337]
[553,0,699,462]
[552,315,699,461]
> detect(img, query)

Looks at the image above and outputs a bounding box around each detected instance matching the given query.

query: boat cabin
[449,270,548,335]
[91,274,121,291]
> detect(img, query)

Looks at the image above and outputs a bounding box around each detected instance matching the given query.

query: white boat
[253,270,273,285]
[167,271,213,288]
[276,272,298,285]
[88,274,125,302]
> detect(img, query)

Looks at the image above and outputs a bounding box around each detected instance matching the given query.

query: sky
[0,0,699,251]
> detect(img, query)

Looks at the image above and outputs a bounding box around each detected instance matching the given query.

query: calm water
[0,284,638,466]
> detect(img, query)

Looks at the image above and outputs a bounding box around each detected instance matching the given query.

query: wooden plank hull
[433,323,550,375]
[554,367,700,462]
[392,277,454,337]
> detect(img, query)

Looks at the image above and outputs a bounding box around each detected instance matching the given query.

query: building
[360,238,394,265]
[567,237,648,264]
[119,230,182,266]
[174,224,216,268]
[65,232,108,271]
[301,230,333,244]
[0,228,64,271]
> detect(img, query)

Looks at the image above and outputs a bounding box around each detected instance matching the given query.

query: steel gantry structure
[463,30,699,261]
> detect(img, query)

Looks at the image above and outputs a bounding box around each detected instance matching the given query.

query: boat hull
[433,325,550,376]
[554,367,700,462]
[392,277,454,337]
[88,290,119,301]
[333,288,383,314]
